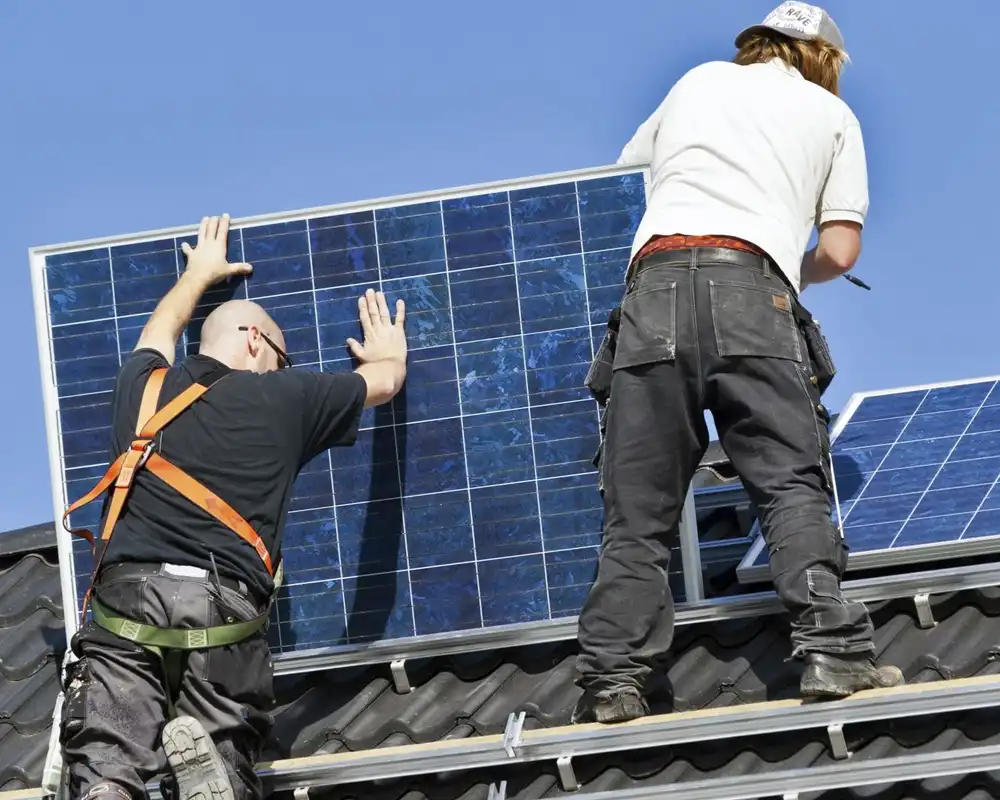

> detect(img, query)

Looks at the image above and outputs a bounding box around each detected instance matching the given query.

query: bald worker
[60,214,408,800]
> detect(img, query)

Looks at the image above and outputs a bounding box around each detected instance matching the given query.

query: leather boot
[571,686,650,724]
[800,652,904,698]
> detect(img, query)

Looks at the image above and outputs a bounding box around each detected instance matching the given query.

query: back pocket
[710,280,803,362]
[613,275,678,371]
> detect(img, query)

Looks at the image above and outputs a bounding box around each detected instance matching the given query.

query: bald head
[198,299,288,373]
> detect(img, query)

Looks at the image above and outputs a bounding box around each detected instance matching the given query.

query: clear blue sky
[1,1,997,531]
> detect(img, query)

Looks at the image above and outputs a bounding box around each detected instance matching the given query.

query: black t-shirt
[100,349,367,601]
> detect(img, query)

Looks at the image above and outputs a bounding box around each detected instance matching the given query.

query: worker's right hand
[346,289,407,365]
[181,214,254,285]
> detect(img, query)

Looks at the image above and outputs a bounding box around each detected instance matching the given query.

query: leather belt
[633,246,773,275]
[628,247,797,295]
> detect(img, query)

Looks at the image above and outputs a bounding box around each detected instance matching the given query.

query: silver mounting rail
[271,559,1000,675]
[245,673,1000,794]
[14,675,1000,800]
[576,742,1000,800]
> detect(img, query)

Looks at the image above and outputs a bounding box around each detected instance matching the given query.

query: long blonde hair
[734,32,848,96]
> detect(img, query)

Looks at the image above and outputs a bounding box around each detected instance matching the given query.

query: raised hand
[346,289,407,365]
[181,214,253,286]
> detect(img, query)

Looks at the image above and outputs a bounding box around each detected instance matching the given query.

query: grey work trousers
[576,249,874,696]
[60,569,275,800]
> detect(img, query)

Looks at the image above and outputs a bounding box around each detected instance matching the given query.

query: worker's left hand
[181,214,254,285]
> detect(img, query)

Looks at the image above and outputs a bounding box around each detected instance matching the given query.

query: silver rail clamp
[487,781,508,800]
[502,711,526,758]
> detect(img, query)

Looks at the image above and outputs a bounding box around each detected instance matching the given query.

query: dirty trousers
[576,250,875,695]
[60,570,274,800]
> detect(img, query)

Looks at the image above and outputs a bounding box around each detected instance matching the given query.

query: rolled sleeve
[818,117,869,228]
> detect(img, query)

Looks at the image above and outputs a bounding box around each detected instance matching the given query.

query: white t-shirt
[619,58,868,293]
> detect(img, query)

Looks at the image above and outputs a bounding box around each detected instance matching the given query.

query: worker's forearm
[356,358,407,408]
[799,247,844,290]
[140,271,214,347]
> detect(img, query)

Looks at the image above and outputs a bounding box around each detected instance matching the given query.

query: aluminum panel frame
[31,163,665,660]
[738,374,1000,583]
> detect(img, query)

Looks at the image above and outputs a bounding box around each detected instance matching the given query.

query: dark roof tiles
[263,589,1000,763]
[4,526,1000,798]
[0,553,62,626]
[0,551,63,790]
[303,710,1000,799]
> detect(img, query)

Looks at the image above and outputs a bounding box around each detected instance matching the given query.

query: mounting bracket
[914,593,937,629]
[502,711,526,758]
[390,658,413,693]
[487,781,508,800]
[827,722,853,760]
[557,755,580,791]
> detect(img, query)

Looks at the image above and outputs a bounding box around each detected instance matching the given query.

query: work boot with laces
[162,715,234,800]
[800,652,904,698]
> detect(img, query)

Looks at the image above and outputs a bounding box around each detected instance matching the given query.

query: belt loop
[689,247,698,272]
[762,256,771,277]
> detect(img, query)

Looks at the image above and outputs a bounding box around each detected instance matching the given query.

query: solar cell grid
[739,377,1000,578]
[39,166,721,657]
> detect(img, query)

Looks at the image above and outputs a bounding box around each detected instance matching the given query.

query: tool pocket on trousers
[205,633,275,711]
[613,274,677,371]
[584,307,620,406]
[59,654,91,746]
[710,281,803,362]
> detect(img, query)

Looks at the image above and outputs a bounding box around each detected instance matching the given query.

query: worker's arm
[617,101,665,167]
[347,289,408,407]
[134,214,253,363]
[802,116,868,292]
[800,221,863,288]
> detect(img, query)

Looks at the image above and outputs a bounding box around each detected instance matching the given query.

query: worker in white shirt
[574,1,903,724]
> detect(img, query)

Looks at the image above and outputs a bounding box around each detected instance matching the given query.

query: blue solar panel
[37,166,735,656]
[738,377,1000,578]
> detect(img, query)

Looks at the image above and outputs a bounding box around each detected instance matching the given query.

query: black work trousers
[576,248,874,696]
[60,567,275,800]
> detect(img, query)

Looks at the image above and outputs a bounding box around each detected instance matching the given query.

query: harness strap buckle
[134,438,156,468]
[114,439,155,490]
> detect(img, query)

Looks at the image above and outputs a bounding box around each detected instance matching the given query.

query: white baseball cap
[735,2,846,53]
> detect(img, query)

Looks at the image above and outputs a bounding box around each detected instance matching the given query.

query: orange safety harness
[62,367,275,626]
